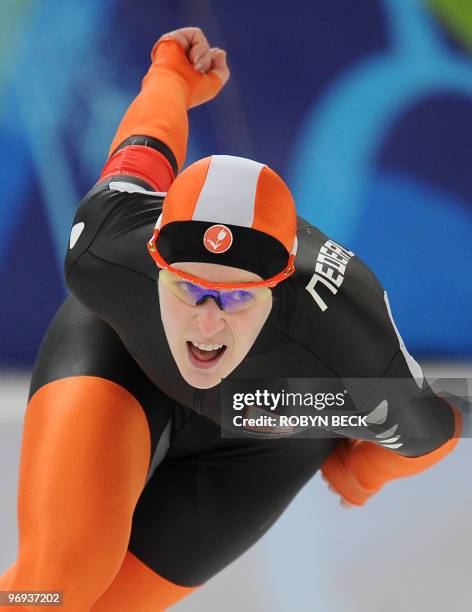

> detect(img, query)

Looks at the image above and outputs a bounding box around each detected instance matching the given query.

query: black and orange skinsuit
[0,39,463,611]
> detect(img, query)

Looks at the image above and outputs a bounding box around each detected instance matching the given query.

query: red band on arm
[99,145,175,192]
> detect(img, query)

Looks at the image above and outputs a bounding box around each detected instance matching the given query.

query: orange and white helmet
[147,155,298,287]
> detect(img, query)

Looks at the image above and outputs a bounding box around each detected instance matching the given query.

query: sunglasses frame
[158,268,274,313]
[147,229,296,289]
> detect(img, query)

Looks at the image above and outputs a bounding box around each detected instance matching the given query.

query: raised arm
[99,27,229,191]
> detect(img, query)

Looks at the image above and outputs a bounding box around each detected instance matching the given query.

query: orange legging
[0,377,196,611]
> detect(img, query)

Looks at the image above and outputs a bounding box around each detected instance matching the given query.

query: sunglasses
[159,268,272,313]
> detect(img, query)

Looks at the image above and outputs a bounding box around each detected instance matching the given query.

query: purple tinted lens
[195,292,224,310]
[220,290,255,310]
[191,286,255,311]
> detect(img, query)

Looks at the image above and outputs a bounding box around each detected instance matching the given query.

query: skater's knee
[6,537,127,611]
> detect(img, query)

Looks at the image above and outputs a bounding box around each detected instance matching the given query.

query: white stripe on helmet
[192,155,265,227]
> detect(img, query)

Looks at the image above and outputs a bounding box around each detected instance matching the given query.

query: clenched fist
[320,471,356,509]
[157,26,230,86]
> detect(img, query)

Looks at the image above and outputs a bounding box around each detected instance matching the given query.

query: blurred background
[0,0,471,610]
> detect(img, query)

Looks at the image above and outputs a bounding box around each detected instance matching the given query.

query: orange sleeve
[321,402,463,506]
[0,377,151,611]
[105,39,223,176]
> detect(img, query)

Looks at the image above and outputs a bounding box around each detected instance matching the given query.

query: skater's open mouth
[186,341,227,369]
